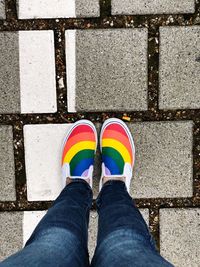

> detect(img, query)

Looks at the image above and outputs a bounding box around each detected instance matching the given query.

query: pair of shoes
[61,118,135,192]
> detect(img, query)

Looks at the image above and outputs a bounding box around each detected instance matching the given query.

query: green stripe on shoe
[70,149,94,175]
[102,147,125,174]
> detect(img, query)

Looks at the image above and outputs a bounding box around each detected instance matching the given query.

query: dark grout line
[1,196,200,212]
[100,0,111,17]
[54,29,68,112]
[149,208,160,250]
[0,110,200,125]
[12,122,27,203]
[193,121,200,197]
[147,23,159,112]
[5,0,17,21]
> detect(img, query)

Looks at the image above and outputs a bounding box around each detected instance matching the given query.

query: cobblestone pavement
[0,0,200,266]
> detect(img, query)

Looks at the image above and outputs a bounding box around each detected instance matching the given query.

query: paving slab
[0,212,23,261]
[24,124,72,201]
[130,121,193,198]
[112,0,195,15]
[0,32,20,113]
[19,31,57,113]
[160,26,200,110]
[17,0,100,19]
[0,0,5,19]
[66,29,148,112]
[0,126,16,201]
[0,31,57,114]
[0,209,149,261]
[160,208,200,267]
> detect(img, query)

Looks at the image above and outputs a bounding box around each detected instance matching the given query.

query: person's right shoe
[99,118,135,192]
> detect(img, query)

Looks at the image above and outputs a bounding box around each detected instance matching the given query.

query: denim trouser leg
[91,180,173,267]
[0,179,93,267]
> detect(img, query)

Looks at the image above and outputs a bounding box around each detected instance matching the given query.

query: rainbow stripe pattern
[101,121,134,176]
[62,122,96,177]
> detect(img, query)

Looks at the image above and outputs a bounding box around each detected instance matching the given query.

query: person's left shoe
[61,120,97,188]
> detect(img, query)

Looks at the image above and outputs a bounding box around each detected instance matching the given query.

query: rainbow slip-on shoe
[99,118,135,192]
[61,120,97,188]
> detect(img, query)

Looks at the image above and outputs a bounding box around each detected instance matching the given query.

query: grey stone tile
[0,0,5,19]
[160,26,200,110]
[0,212,23,261]
[0,126,16,201]
[89,211,98,260]
[74,29,148,112]
[160,208,200,267]
[129,121,193,198]
[112,0,195,15]
[0,32,21,113]
[76,0,100,17]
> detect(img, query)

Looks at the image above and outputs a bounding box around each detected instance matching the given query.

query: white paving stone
[23,211,47,245]
[24,124,72,201]
[160,208,200,267]
[19,31,57,114]
[18,0,75,19]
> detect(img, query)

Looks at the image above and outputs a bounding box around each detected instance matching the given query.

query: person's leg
[1,120,97,267]
[1,180,92,267]
[91,180,173,267]
[91,118,173,267]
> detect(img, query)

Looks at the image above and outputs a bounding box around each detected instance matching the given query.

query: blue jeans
[0,180,173,267]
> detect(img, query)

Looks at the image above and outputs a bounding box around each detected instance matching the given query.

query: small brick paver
[0,126,16,201]
[160,209,200,267]
[0,0,5,19]
[66,29,148,112]
[160,26,200,110]
[0,31,56,114]
[19,31,57,114]
[24,124,72,201]
[17,0,100,19]
[130,121,193,198]
[0,212,23,261]
[0,209,149,261]
[111,0,195,15]
[0,32,20,113]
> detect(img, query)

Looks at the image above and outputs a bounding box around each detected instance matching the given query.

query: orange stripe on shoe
[102,129,133,163]
[62,132,95,163]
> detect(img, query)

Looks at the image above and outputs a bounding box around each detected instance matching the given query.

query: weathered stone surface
[129,121,193,198]
[160,26,200,110]
[66,29,148,112]
[0,212,23,261]
[0,0,5,19]
[0,32,20,113]
[24,124,72,201]
[160,208,200,267]
[0,126,16,201]
[19,31,57,113]
[112,0,195,15]
[75,0,100,17]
